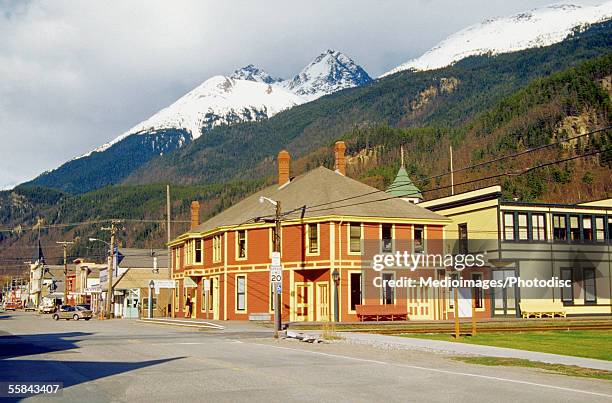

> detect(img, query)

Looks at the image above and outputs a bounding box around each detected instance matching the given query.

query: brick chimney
[190,201,200,230]
[334,141,346,175]
[278,150,291,186]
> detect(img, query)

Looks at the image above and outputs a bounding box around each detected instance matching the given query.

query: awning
[183,277,197,288]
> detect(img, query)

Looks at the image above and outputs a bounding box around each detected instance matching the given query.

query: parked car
[38,304,56,314]
[24,303,37,312]
[52,305,93,321]
[3,301,18,311]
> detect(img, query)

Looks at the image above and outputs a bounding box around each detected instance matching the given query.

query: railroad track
[351,323,612,334]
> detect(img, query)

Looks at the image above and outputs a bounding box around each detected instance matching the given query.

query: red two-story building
[169,141,454,322]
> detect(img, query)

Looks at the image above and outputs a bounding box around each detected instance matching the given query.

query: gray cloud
[0,0,602,189]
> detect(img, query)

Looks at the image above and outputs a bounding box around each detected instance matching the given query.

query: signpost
[270,251,282,336]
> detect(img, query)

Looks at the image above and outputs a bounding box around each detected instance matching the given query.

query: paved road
[0,311,611,402]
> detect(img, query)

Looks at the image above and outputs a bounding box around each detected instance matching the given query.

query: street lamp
[332,268,340,322]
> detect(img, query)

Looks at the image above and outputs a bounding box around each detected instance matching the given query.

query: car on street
[24,303,37,312]
[3,301,18,311]
[52,305,93,321]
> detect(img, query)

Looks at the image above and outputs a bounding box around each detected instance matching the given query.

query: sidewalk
[306,331,612,371]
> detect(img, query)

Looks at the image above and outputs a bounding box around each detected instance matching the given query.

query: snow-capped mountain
[83,50,369,158]
[230,64,281,84]
[85,76,304,156]
[382,2,612,76]
[282,49,372,101]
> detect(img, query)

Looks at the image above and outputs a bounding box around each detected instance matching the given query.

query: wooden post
[454,286,460,339]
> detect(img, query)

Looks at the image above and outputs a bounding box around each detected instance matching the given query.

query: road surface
[0,311,610,402]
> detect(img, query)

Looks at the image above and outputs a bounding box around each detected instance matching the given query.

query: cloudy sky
[0,0,603,189]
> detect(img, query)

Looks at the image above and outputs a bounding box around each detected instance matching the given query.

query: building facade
[420,186,612,317]
[170,142,462,322]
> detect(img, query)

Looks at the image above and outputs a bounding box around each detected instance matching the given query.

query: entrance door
[316,282,330,321]
[493,270,517,316]
[407,286,433,320]
[124,288,140,319]
[295,283,313,321]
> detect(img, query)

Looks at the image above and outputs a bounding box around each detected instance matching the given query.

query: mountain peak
[382,1,612,76]
[230,64,281,84]
[282,50,372,101]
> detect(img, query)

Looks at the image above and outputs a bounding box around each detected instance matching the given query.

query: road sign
[270,265,282,283]
[203,279,211,292]
[276,283,282,293]
[271,252,281,267]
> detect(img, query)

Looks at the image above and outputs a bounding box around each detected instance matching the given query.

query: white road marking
[258,344,612,398]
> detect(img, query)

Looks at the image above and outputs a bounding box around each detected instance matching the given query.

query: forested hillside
[125,20,612,186]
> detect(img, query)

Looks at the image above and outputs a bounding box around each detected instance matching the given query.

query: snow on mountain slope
[282,49,372,101]
[230,64,281,84]
[85,76,304,156]
[382,2,612,77]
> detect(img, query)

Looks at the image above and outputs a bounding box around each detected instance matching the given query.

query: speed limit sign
[270,265,282,283]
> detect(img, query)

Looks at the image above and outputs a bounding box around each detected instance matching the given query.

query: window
[569,215,580,241]
[307,223,318,254]
[201,278,214,313]
[174,283,179,311]
[195,239,202,263]
[531,214,546,241]
[382,224,393,252]
[236,276,246,311]
[212,235,222,263]
[595,217,605,242]
[350,273,362,311]
[236,230,247,259]
[553,215,567,241]
[382,273,394,305]
[503,213,515,241]
[608,218,612,242]
[472,273,483,309]
[560,268,573,303]
[582,216,593,241]
[414,225,425,253]
[458,223,468,254]
[349,223,361,253]
[583,268,596,303]
[208,278,214,312]
[517,213,528,240]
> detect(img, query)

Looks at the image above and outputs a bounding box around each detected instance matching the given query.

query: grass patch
[403,330,612,361]
[453,356,612,381]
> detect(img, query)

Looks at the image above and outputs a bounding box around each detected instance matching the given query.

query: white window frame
[235,275,247,312]
[236,230,248,261]
[306,223,320,256]
[347,222,363,255]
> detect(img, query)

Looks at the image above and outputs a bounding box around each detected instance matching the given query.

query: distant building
[100,248,170,318]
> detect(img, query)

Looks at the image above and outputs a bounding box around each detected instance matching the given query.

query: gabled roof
[387,166,422,199]
[189,166,447,236]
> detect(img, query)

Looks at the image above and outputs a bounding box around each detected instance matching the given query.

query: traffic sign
[203,279,211,292]
[270,265,282,283]
[276,283,282,293]
[271,252,281,267]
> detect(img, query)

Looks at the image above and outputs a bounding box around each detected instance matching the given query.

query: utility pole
[57,241,74,305]
[450,145,455,196]
[166,185,173,317]
[274,201,282,336]
[102,220,122,319]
